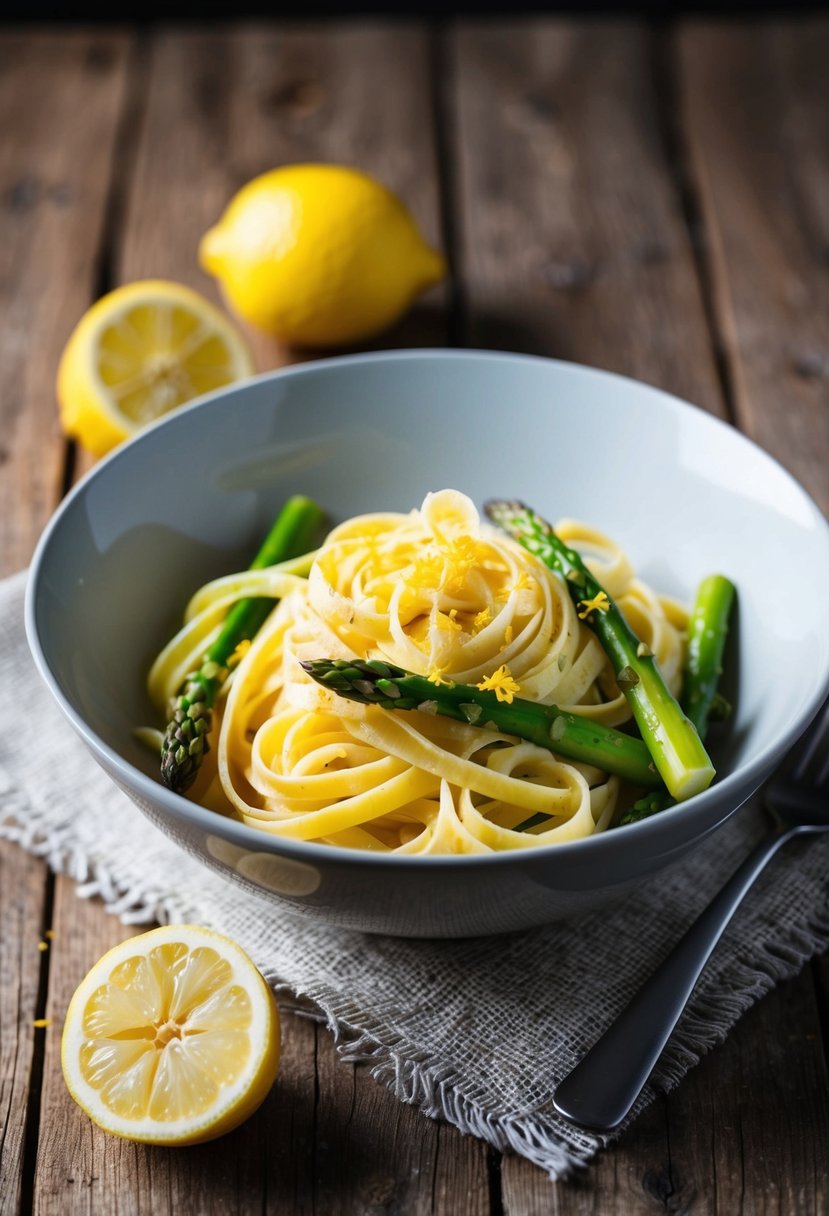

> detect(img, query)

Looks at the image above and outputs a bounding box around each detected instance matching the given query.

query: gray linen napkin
[2,568,827,1179]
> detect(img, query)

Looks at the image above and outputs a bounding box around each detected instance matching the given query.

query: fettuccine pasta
[148,490,688,853]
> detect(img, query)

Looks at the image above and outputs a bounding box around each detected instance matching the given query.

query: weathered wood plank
[450,23,728,1210]
[116,22,447,373]
[0,31,131,568]
[35,896,317,1216]
[450,20,724,417]
[0,30,131,1215]
[500,967,821,1216]
[679,19,829,512]
[0,847,50,1216]
[665,971,829,1215]
[500,1104,675,1215]
[314,1024,491,1215]
[33,880,141,1216]
[500,970,829,1215]
[33,22,482,1216]
[451,18,829,1212]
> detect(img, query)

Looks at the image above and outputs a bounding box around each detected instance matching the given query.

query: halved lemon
[57,280,254,457]
[61,924,280,1145]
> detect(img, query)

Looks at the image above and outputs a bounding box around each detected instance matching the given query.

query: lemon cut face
[57,280,254,458]
[61,925,280,1145]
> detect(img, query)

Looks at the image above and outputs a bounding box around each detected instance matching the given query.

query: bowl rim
[25,346,829,869]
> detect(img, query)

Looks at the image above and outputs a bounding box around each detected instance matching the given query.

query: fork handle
[553,829,793,1131]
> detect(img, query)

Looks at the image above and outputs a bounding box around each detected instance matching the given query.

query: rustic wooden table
[2,18,828,1214]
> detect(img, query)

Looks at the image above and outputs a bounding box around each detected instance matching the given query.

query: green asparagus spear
[620,573,735,825]
[682,574,736,738]
[161,495,327,793]
[300,658,663,788]
[484,500,715,802]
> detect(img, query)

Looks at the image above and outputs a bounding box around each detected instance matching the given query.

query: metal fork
[553,697,829,1132]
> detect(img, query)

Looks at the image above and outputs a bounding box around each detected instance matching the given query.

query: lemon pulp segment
[97,304,243,420]
[57,281,253,457]
[62,925,279,1144]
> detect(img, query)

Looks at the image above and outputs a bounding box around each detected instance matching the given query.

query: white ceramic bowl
[26,351,829,936]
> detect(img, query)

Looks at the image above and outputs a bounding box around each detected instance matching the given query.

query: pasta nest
[149,490,687,854]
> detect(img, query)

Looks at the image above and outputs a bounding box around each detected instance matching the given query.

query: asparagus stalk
[161,495,327,793]
[620,573,735,825]
[484,500,715,802]
[682,574,736,738]
[300,658,662,788]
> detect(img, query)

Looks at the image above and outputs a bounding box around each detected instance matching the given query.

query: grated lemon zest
[228,638,252,669]
[436,608,462,634]
[497,571,531,602]
[473,606,492,631]
[476,664,521,704]
[577,590,610,619]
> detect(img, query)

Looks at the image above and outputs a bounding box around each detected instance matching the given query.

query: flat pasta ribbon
[150,490,687,854]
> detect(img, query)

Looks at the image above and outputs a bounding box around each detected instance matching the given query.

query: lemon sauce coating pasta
[148,490,688,853]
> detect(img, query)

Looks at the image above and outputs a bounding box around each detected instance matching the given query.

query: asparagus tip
[160,689,213,793]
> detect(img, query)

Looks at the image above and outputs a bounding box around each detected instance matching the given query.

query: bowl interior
[29,350,829,830]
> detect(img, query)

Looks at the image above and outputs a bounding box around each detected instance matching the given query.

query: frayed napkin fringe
[0,765,165,926]
[252,988,605,1180]
[255,897,829,1182]
[652,906,829,1088]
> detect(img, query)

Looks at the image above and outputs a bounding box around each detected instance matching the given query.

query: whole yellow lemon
[199,164,446,347]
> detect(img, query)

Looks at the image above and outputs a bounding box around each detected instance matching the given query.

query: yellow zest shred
[411,549,445,590]
[37,941,48,952]
[33,1018,52,1029]
[440,534,476,561]
[476,664,521,704]
[577,590,611,619]
[497,571,531,601]
[228,638,252,669]
[444,537,478,581]
[473,606,492,631]
[436,608,462,634]
[427,667,450,686]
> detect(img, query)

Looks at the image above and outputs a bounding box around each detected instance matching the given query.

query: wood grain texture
[1,18,827,1216]
[0,30,130,1214]
[664,973,829,1215]
[313,1023,491,1215]
[116,23,447,373]
[450,19,829,1214]
[37,941,318,1216]
[29,22,486,1216]
[0,32,131,567]
[33,881,141,1216]
[0,848,50,1216]
[449,20,725,417]
[679,19,829,512]
[501,1101,676,1215]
